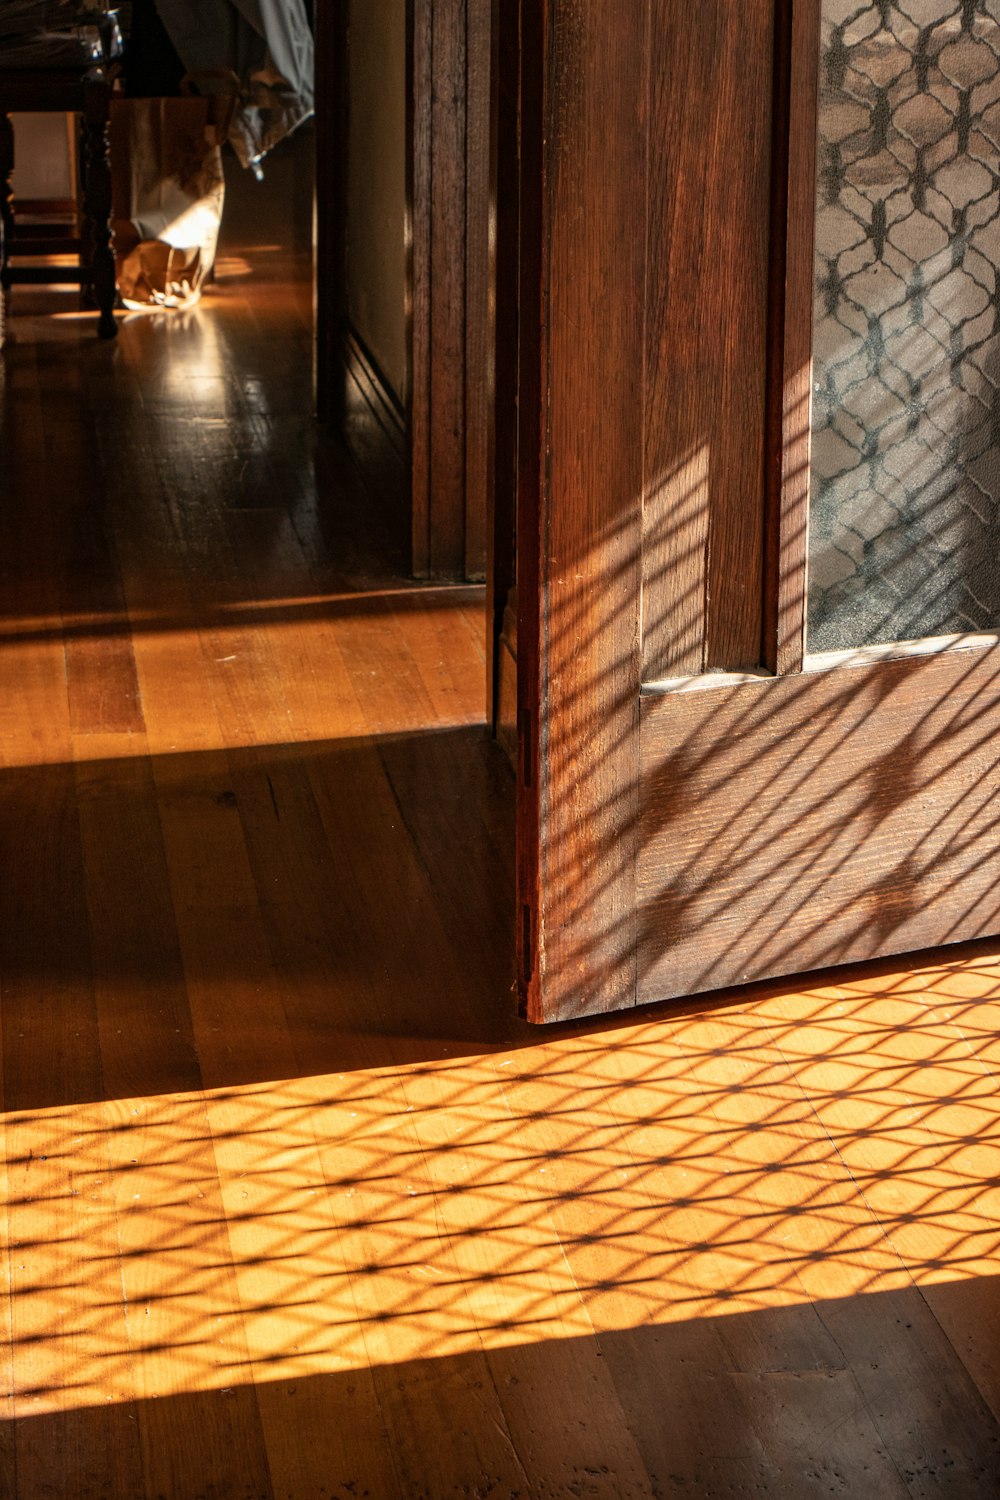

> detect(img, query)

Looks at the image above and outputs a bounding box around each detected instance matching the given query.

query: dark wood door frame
[485,0,520,749]
[314,0,493,583]
[313,1,348,433]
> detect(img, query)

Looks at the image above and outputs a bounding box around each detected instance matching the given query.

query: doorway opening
[0,3,518,1073]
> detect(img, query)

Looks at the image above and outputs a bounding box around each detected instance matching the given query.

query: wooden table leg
[82,74,116,339]
[0,111,14,347]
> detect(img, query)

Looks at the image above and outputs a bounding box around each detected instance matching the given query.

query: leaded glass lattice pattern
[809,1,1000,650]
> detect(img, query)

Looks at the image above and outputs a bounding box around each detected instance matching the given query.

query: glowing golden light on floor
[5,957,999,1414]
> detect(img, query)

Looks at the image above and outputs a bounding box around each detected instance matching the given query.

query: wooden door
[516,1,1000,1022]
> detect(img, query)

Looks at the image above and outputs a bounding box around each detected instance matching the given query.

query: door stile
[516,3,648,1023]
[774,0,822,676]
[485,0,521,744]
[641,4,777,684]
[514,0,544,1019]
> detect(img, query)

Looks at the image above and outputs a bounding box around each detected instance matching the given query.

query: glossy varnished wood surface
[3,141,1000,1497]
[771,0,821,676]
[642,1,774,680]
[410,0,492,582]
[517,3,1000,1023]
[639,645,1000,1002]
[520,2,646,1021]
[518,3,777,1022]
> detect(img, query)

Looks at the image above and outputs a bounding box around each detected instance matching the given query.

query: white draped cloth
[152,0,314,167]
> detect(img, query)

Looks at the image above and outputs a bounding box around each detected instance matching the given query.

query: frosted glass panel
[809,1,1000,650]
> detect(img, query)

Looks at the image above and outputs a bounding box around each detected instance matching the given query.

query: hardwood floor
[1,136,1000,1499]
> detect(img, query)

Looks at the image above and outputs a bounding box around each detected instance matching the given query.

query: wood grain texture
[638,642,1000,1002]
[411,0,470,579]
[0,350,144,1496]
[522,2,1000,1022]
[427,0,469,579]
[642,0,774,680]
[520,1,778,1020]
[521,0,647,1021]
[773,0,821,674]
[486,0,520,736]
[463,0,493,581]
[44,360,142,735]
[75,739,275,1499]
[496,588,517,767]
[409,0,433,574]
[514,0,545,1016]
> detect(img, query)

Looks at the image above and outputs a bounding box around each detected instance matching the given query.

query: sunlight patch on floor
[4,952,999,1414]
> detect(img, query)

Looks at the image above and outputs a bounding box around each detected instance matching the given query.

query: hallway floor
[1,143,1000,1499]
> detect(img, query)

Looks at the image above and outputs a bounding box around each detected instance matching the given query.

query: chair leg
[82,75,116,339]
[78,113,95,310]
[0,111,14,348]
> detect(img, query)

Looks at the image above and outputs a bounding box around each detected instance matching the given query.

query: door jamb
[314,0,491,583]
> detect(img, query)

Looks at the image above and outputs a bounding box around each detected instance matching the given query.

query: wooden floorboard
[1,138,1000,1498]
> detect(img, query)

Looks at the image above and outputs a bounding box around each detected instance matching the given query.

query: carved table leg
[0,111,14,348]
[82,74,117,339]
[78,110,95,309]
